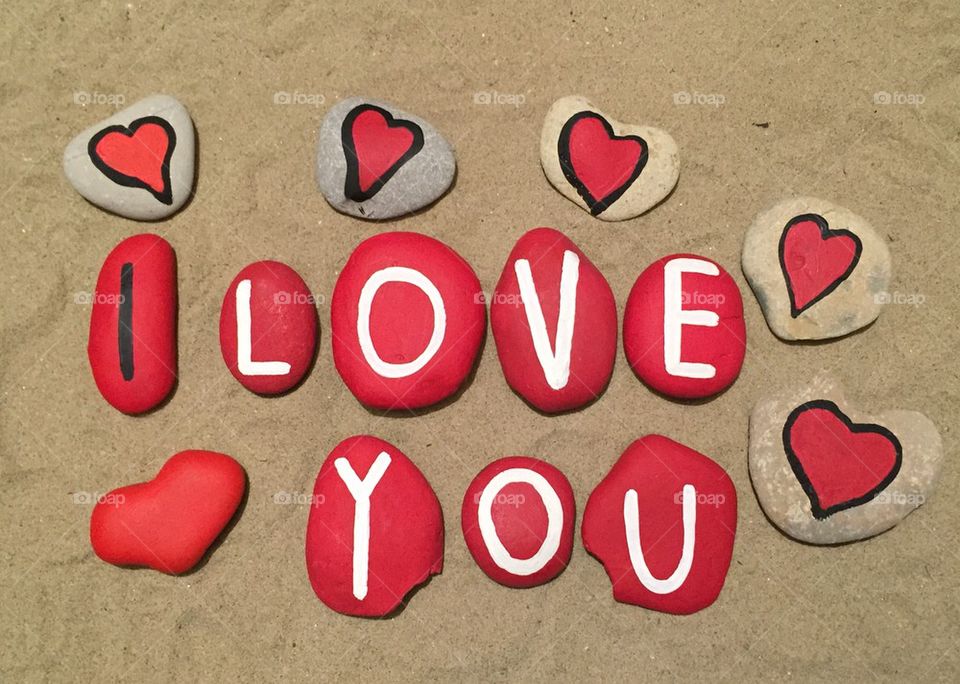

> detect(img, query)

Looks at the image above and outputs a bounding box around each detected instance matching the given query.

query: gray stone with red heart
[315,97,455,220]
[742,197,892,340]
[540,95,679,221]
[749,373,942,544]
[63,94,195,221]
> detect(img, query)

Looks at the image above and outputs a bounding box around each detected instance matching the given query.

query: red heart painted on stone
[342,104,424,202]
[558,111,647,215]
[90,450,246,574]
[88,116,177,205]
[778,214,862,316]
[783,400,902,519]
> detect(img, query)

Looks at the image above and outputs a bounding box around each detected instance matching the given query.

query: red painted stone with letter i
[87,233,177,414]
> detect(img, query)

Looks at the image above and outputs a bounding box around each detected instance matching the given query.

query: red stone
[461,456,575,588]
[87,233,177,414]
[90,450,246,574]
[491,228,617,412]
[623,254,745,399]
[219,260,318,395]
[581,435,737,615]
[305,435,443,617]
[330,232,486,410]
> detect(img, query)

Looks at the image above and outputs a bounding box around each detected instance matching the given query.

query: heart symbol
[89,450,246,574]
[782,400,902,519]
[557,111,648,216]
[778,214,862,317]
[342,104,425,202]
[88,116,177,205]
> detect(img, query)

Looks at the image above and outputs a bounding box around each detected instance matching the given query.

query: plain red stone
[305,435,444,617]
[461,456,575,588]
[623,253,746,399]
[491,228,617,412]
[581,435,737,615]
[330,232,486,410]
[219,260,318,395]
[87,233,177,414]
[90,450,246,574]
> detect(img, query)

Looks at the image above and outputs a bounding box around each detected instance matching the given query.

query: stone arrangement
[71,93,941,618]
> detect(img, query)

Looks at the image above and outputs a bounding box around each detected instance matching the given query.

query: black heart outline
[556,110,648,216]
[778,213,863,318]
[341,104,425,203]
[87,115,177,205]
[782,399,902,520]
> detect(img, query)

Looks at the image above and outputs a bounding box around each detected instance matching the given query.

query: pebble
[87,233,177,414]
[540,95,679,220]
[305,435,443,617]
[219,260,318,395]
[330,231,486,410]
[624,254,746,399]
[90,450,246,574]
[491,227,617,412]
[582,435,737,615]
[742,197,892,340]
[749,373,943,544]
[316,97,456,220]
[461,456,575,588]
[63,94,195,220]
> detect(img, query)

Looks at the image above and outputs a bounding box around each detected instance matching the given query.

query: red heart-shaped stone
[342,104,424,201]
[558,111,647,215]
[783,400,902,519]
[778,214,862,316]
[90,450,246,574]
[88,116,176,205]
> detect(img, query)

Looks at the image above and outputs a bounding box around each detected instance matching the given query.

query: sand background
[2,1,959,681]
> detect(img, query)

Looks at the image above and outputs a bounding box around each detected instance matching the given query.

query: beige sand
[1,1,958,681]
